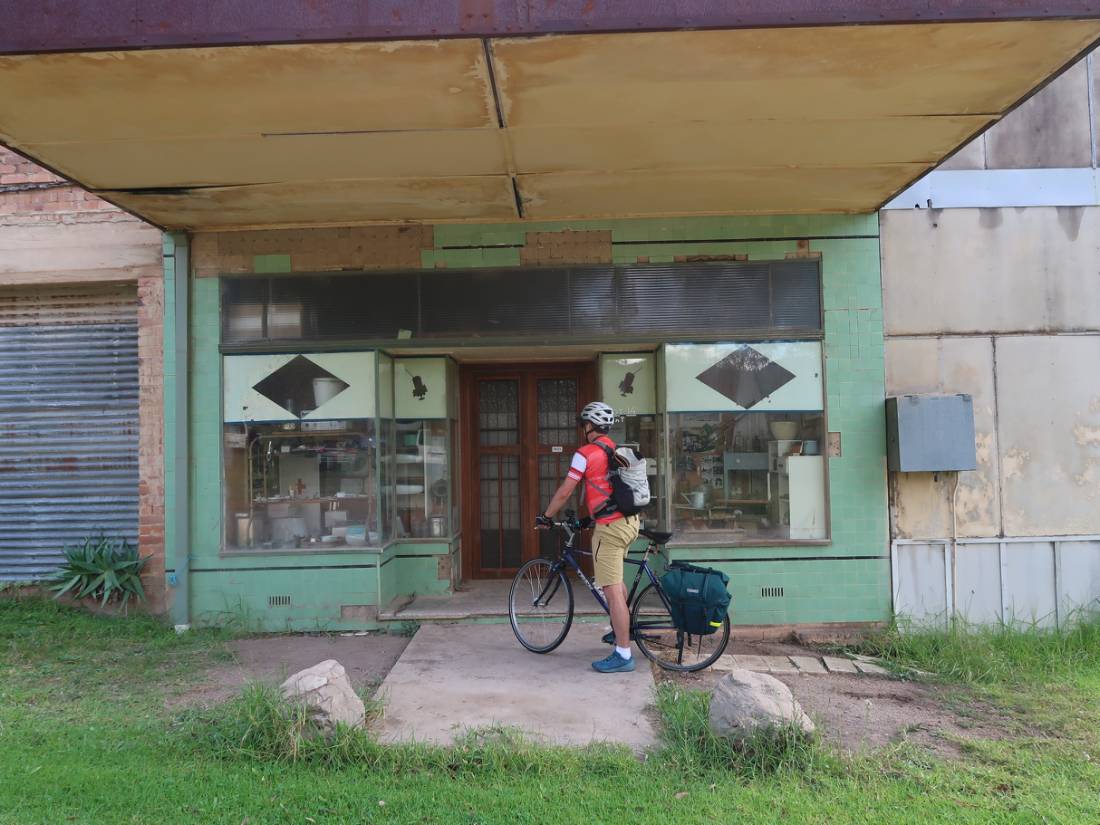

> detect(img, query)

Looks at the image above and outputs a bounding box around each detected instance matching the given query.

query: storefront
[171,214,890,631]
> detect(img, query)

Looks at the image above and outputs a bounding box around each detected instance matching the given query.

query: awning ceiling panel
[1,20,1099,228]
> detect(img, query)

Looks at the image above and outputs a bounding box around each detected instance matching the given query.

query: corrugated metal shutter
[0,284,139,581]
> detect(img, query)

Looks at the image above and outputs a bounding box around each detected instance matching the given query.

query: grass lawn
[2,597,1099,824]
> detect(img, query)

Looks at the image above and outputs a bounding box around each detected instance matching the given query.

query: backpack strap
[585,441,619,519]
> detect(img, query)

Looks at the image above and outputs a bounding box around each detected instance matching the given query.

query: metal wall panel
[954,544,1003,625]
[1059,541,1100,619]
[894,537,1100,629]
[0,285,139,581]
[1002,542,1058,628]
[892,543,948,627]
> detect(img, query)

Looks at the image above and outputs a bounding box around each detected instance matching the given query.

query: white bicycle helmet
[578,401,616,431]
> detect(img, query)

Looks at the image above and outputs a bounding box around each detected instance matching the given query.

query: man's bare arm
[542,476,580,519]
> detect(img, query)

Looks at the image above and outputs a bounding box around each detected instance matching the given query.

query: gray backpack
[593,442,651,517]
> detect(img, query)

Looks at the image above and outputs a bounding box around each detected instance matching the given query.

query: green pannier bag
[660,562,731,636]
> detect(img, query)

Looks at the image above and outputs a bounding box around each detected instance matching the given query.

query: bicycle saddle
[639,528,673,545]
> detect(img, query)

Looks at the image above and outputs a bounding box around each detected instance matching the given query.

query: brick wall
[1,148,167,612]
[0,147,119,219]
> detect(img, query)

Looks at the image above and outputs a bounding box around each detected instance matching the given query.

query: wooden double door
[461,363,595,579]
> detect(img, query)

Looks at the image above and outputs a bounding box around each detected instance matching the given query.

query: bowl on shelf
[769,421,799,440]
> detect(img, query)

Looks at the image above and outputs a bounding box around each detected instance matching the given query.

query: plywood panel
[518,165,928,218]
[0,40,495,142]
[105,177,518,229]
[996,336,1100,537]
[884,337,1001,539]
[881,207,1100,335]
[985,59,1092,169]
[492,22,1100,126]
[27,131,508,190]
[509,117,993,173]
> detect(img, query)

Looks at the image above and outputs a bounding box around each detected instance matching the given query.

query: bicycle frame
[533,521,674,619]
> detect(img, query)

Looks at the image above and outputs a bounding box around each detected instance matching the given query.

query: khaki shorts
[592,515,641,587]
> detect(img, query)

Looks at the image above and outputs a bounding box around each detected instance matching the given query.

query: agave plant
[49,535,146,607]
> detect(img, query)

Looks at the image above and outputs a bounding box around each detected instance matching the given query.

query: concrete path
[375,622,657,751]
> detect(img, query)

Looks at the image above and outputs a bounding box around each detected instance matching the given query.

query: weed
[652,684,828,780]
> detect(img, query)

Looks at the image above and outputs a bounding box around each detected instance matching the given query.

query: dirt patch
[171,632,410,709]
[656,641,1016,757]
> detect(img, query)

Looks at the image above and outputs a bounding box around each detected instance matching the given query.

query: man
[536,401,641,673]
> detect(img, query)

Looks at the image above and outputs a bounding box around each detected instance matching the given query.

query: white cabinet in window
[787,455,826,540]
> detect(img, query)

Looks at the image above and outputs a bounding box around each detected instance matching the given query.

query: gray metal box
[886,394,976,472]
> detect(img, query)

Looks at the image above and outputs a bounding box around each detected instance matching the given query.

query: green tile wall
[171,213,889,630]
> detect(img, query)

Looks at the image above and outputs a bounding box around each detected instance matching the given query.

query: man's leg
[605,582,630,650]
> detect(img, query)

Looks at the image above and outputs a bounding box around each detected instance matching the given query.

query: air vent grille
[761,586,784,599]
[268,594,291,607]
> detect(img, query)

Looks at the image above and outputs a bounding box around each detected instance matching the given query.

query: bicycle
[508,512,731,671]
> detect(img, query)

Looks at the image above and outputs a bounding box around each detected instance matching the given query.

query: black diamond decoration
[695,346,796,409]
[253,355,349,417]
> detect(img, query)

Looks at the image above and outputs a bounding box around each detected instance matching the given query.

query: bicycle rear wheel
[509,558,574,653]
[631,584,730,672]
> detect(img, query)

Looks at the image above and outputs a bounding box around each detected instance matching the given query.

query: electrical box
[886,394,976,472]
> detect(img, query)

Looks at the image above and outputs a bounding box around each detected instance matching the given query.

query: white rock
[280,659,366,734]
[708,669,815,742]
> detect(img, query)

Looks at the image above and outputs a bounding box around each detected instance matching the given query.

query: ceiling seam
[482,37,523,219]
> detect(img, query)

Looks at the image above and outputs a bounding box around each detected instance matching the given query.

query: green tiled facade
[166,214,889,631]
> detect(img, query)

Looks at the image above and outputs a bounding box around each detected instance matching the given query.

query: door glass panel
[537,379,577,445]
[479,454,521,569]
[479,380,519,446]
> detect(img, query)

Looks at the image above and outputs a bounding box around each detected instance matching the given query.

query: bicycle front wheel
[631,584,730,672]
[509,558,574,653]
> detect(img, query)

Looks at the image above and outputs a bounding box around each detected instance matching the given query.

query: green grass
[851,616,1100,685]
[3,597,1100,824]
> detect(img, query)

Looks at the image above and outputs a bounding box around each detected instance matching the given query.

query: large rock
[280,659,366,734]
[708,669,815,742]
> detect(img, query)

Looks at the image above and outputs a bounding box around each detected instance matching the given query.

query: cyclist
[536,401,640,673]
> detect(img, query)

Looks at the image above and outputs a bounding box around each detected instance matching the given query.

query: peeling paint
[973,431,993,466]
[1073,460,1100,492]
[1002,447,1030,480]
[1074,423,1100,447]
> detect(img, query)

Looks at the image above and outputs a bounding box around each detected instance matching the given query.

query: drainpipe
[169,234,191,629]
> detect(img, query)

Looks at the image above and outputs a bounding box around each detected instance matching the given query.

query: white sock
[615,646,632,660]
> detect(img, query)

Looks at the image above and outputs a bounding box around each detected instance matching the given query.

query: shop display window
[224,419,381,550]
[669,411,827,543]
[394,419,453,538]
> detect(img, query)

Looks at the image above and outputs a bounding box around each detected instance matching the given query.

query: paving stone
[789,656,827,674]
[762,656,798,674]
[822,656,859,674]
[854,660,890,676]
[730,654,770,671]
[711,654,737,671]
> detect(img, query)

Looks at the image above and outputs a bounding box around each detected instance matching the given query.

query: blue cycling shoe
[592,651,635,673]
